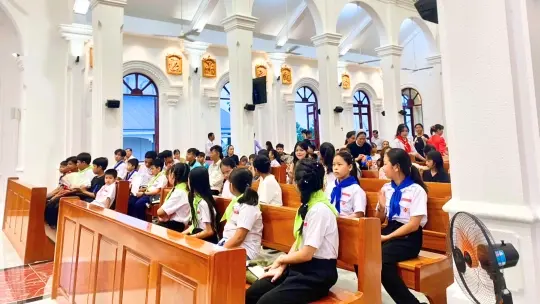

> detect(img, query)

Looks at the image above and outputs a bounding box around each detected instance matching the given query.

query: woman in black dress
[422,151,450,183]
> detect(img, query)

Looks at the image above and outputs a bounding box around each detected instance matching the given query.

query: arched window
[295,86,319,147]
[123,73,159,160]
[401,88,423,132]
[220,82,231,147]
[353,90,372,137]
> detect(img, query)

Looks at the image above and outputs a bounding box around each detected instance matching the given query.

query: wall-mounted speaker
[415,0,438,24]
[381,111,386,117]
[244,104,256,111]
[105,99,121,109]
[333,106,344,113]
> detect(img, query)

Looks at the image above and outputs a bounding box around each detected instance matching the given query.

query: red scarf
[396,136,412,153]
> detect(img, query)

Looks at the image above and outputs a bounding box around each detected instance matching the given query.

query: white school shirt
[324,172,337,199]
[380,183,428,227]
[205,139,215,155]
[128,155,136,160]
[221,180,234,199]
[148,173,167,193]
[91,183,116,208]
[208,160,224,191]
[391,138,418,154]
[222,203,263,260]
[270,159,281,168]
[137,165,151,186]
[114,161,127,180]
[334,184,367,217]
[127,171,141,196]
[257,175,283,206]
[299,203,339,260]
[194,199,216,229]
[161,188,191,225]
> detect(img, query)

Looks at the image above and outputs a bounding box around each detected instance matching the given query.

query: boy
[128,159,167,220]
[158,150,173,172]
[197,152,208,169]
[78,157,108,202]
[91,169,117,209]
[114,149,127,179]
[186,148,201,170]
[47,161,68,199]
[138,150,157,186]
[125,158,141,196]
[276,143,285,156]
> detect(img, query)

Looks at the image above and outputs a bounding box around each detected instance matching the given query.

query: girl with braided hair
[246,159,339,304]
[157,163,191,232]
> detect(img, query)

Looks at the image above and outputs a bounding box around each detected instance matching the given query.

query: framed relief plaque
[281,66,292,85]
[166,54,182,75]
[202,57,217,78]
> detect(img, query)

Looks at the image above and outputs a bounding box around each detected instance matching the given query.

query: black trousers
[191,227,219,244]
[157,221,185,233]
[246,258,338,304]
[382,220,422,304]
[211,190,220,196]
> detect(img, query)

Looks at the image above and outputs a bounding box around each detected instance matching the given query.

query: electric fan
[448,212,519,304]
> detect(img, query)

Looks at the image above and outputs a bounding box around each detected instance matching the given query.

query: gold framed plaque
[281,66,292,85]
[341,73,351,89]
[202,57,217,78]
[255,65,267,78]
[166,54,183,75]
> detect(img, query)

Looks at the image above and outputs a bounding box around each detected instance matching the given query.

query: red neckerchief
[396,136,411,153]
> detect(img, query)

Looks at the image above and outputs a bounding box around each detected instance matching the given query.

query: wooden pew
[111,180,130,214]
[271,164,287,183]
[52,198,246,304]
[360,170,379,179]
[215,197,382,304]
[2,177,55,263]
[360,178,452,199]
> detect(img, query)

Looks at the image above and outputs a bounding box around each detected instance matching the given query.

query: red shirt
[427,134,447,155]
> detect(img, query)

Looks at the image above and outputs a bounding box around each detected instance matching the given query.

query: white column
[90,0,125,163]
[423,54,445,130]
[60,24,92,156]
[268,53,287,145]
[222,14,258,155]
[437,0,540,302]
[375,45,403,140]
[311,33,342,147]
[184,41,210,152]
[283,93,296,151]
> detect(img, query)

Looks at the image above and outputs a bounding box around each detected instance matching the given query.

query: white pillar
[437,0,540,302]
[184,41,210,152]
[268,53,287,145]
[312,33,342,147]
[60,24,92,156]
[375,45,403,140]
[283,93,296,151]
[90,0,125,163]
[222,14,258,155]
[423,54,445,130]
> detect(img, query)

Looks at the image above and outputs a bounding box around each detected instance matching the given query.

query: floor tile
[28,263,53,284]
[0,233,24,271]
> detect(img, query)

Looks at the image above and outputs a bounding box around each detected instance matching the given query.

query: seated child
[220,157,236,199]
[91,169,118,208]
[113,149,127,180]
[219,168,263,260]
[330,151,366,218]
[128,158,167,221]
[254,155,283,206]
[157,163,191,232]
[186,148,201,170]
[138,151,157,186]
[47,161,69,199]
[78,157,108,202]
[239,155,248,167]
[197,151,209,169]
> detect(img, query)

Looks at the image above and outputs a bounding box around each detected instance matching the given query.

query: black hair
[345,131,356,145]
[127,158,139,168]
[187,148,199,155]
[77,152,91,165]
[173,149,181,155]
[357,131,367,137]
[66,156,77,164]
[248,154,256,160]
[265,141,274,150]
[208,132,214,139]
[226,145,235,155]
[210,145,223,159]
[188,167,219,237]
[253,155,271,174]
[373,130,379,134]
[144,151,157,159]
[301,129,307,135]
[305,130,312,135]
[377,147,391,169]
[60,161,68,166]
[170,163,190,185]
[151,158,164,170]
[335,151,360,184]
[430,124,445,135]
[426,150,445,173]
[92,157,108,170]
[257,149,269,158]
[105,169,118,179]
[114,149,127,157]
[276,143,284,149]
[229,168,258,206]
[396,124,410,137]
[414,123,424,129]
[197,151,206,158]
[221,157,237,169]
[125,148,132,152]
[319,142,335,174]
[423,144,436,155]
[160,150,173,159]
[268,149,283,164]
[386,148,427,192]
[294,159,325,236]
[292,141,310,164]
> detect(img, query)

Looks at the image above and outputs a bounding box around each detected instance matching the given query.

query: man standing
[206,133,216,156]
[125,148,136,160]
[208,145,224,195]
[347,131,372,170]
[370,130,383,151]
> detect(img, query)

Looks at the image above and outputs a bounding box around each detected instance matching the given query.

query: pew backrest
[361,170,379,179]
[52,198,246,304]
[360,178,452,199]
[113,181,130,214]
[271,165,287,184]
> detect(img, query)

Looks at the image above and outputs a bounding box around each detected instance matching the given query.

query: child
[128,158,167,221]
[422,151,451,183]
[47,161,69,199]
[219,168,263,260]
[246,159,339,304]
[125,158,139,181]
[159,150,174,171]
[248,154,256,166]
[173,149,182,164]
[268,149,282,168]
[197,151,209,169]
[253,155,283,206]
[157,163,191,232]
[378,147,391,179]
[91,169,118,208]
[78,157,108,202]
[239,155,248,167]
[183,167,219,244]
[113,149,127,179]
[375,148,428,304]
[138,151,157,186]
[287,141,309,184]
[330,151,366,218]
[220,157,236,199]
[370,144,380,170]
[186,148,201,169]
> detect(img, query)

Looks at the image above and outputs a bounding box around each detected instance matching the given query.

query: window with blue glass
[220,82,232,147]
[401,88,423,132]
[295,86,319,147]
[353,90,372,138]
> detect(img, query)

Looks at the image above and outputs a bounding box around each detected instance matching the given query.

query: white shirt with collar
[222,202,263,260]
[127,171,141,196]
[205,139,215,155]
[391,137,418,153]
[270,159,281,168]
[298,203,339,260]
[257,175,283,206]
[221,180,234,199]
[380,182,428,227]
[78,167,96,188]
[208,160,224,191]
[194,199,216,230]
[161,187,191,225]
[128,155,136,160]
[91,183,116,208]
[334,183,367,217]
[114,161,127,180]
[137,165,151,186]
[148,173,167,193]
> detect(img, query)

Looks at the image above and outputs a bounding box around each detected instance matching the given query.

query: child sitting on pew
[113,149,127,180]
[197,151,209,169]
[220,157,236,199]
[138,151,157,186]
[253,155,282,206]
[47,161,69,199]
[329,151,366,218]
[246,159,339,304]
[128,158,167,221]
[77,157,108,202]
[124,158,139,182]
[91,169,118,208]
[375,148,428,304]
[182,167,219,244]
[219,168,263,260]
[156,163,191,232]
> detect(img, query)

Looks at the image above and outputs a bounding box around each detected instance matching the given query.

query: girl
[220,157,237,199]
[287,141,309,184]
[254,155,283,206]
[319,142,336,198]
[330,151,366,218]
[157,163,191,232]
[375,148,428,304]
[427,124,448,156]
[246,159,339,304]
[378,147,391,179]
[382,140,390,150]
[173,149,181,164]
[240,155,248,167]
[219,168,263,260]
[413,123,429,158]
[226,145,240,166]
[392,124,425,162]
[268,149,282,168]
[341,130,356,150]
[183,167,220,244]
[370,144,380,171]
[422,151,451,183]
[266,141,274,151]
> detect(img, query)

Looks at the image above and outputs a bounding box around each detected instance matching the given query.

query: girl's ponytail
[229,168,259,206]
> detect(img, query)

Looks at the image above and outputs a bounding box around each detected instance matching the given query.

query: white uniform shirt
[91,183,116,208]
[270,159,281,168]
[381,183,428,227]
[324,172,337,199]
[114,161,127,180]
[221,180,234,199]
[127,171,141,196]
[299,203,339,259]
[137,165,152,186]
[194,199,216,229]
[148,173,167,193]
[334,184,367,216]
[257,175,283,206]
[391,138,418,154]
[205,139,215,155]
[161,187,191,224]
[128,155,136,160]
[222,203,263,260]
[79,167,96,188]
[208,160,224,191]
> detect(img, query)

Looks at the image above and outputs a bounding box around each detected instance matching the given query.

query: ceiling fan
[268,0,301,56]
[153,0,197,42]
[268,45,301,55]
[342,58,381,65]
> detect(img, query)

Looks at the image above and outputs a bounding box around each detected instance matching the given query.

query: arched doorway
[122,73,159,159]
[401,88,423,132]
[220,82,231,147]
[295,86,319,147]
[353,90,372,137]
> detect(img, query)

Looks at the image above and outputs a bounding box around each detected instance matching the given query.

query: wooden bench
[111,180,130,214]
[2,177,55,263]
[271,165,288,183]
[360,170,379,179]
[215,197,382,304]
[52,198,246,303]
[360,178,452,199]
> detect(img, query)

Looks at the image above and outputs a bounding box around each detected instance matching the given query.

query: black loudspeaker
[333,106,344,113]
[415,0,438,24]
[317,109,321,115]
[381,111,386,116]
[244,104,256,111]
[105,99,120,108]
[398,109,406,116]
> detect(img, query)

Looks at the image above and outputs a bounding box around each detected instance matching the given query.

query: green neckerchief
[293,190,338,250]
[221,194,243,222]
[165,182,187,201]
[147,171,164,188]
[79,166,92,175]
[188,194,203,233]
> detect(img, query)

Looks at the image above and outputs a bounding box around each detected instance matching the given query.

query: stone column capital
[184,41,211,58]
[375,45,404,57]
[60,23,93,57]
[311,33,342,47]
[221,14,258,32]
[90,0,127,9]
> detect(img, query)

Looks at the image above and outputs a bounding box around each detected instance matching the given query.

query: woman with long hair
[422,151,450,183]
[287,141,309,184]
[427,124,448,156]
[157,163,191,232]
[392,124,425,162]
[226,145,240,166]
